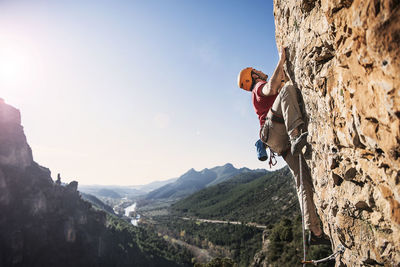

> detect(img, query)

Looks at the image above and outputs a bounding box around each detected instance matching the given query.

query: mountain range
[78,177,178,200]
[78,163,266,204]
[145,163,267,200]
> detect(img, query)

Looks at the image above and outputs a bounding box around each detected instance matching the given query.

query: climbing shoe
[308,231,331,246]
[290,131,308,155]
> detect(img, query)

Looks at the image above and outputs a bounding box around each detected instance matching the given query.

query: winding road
[182,217,267,229]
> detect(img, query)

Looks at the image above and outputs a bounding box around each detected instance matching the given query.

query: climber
[237,47,329,245]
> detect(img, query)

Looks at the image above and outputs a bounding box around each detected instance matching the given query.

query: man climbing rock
[237,47,328,245]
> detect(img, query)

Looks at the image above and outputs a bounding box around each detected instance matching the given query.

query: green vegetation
[147,216,262,267]
[102,214,193,267]
[85,165,334,267]
[194,257,237,267]
[266,216,333,267]
[171,167,298,225]
[161,166,334,266]
[0,162,194,267]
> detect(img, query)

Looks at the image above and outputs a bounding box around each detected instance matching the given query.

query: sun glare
[0,42,30,81]
[0,38,38,103]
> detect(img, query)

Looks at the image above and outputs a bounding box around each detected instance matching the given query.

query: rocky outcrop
[272,0,400,265]
[0,98,33,169]
[0,98,108,266]
[0,161,108,266]
[0,99,192,267]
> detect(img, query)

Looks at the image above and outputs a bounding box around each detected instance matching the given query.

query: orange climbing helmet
[237,67,253,91]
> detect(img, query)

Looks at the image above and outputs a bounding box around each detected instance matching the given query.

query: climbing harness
[299,154,346,266]
[264,109,284,168]
[270,109,285,124]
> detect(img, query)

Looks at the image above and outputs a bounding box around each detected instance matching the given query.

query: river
[124,202,140,226]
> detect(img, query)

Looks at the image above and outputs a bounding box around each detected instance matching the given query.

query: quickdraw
[269,150,277,168]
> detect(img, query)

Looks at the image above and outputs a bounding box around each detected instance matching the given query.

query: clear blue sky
[0,0,286,185]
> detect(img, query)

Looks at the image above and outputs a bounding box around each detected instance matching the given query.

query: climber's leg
[295,87,309,131]
[284,152,322,236]
[271,83,304,136]
[260,116,290,155]
[295,87,313,158]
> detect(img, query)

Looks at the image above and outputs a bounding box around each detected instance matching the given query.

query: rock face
[272,0,400,265]
[0,99,109,266]
[0,98,33,169]
[0,99,191,267]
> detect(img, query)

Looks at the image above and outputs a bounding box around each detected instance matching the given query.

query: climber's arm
[262,47,287,96]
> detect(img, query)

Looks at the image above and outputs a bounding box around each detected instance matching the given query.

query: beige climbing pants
[260,83,321,233]
[285,153,321,234]
[260,83,305,154]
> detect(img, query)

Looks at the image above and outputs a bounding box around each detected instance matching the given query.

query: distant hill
[79,185,146,199]
[78,178,178,200]
[133,177,178,193]
[171,166,299,225]
[145,163,267,201]
[80,192,116,215]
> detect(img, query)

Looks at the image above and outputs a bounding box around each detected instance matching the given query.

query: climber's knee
[280,83,296,95]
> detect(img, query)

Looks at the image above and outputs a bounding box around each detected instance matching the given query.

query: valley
[1,0,398,264]
[79,164,333,266]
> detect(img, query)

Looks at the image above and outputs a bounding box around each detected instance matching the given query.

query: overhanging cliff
[273,0,399,265]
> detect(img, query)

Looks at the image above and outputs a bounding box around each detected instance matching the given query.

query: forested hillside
[153,166,333,267]
[171,166,298,225]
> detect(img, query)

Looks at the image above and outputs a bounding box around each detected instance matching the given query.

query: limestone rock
[67,181,79,192]
[0,101,191,266]
[271,0,400,265]
[0,99,33,169]
[0,100,108,266]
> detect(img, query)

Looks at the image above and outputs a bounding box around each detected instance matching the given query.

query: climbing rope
[298,153,345,266]
[301,245,345,265]
[299,154,307,266]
